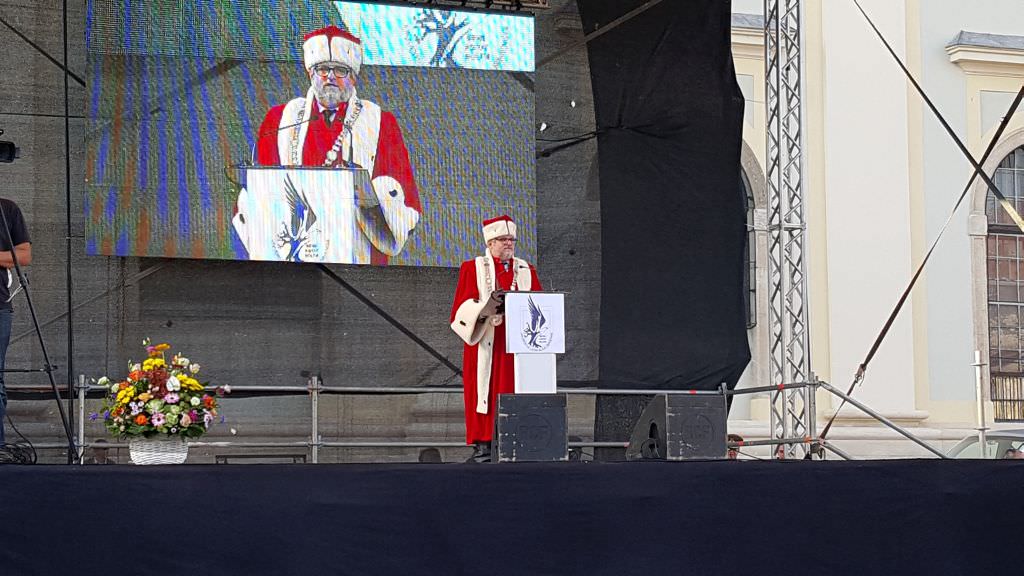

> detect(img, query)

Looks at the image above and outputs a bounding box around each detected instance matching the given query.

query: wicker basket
[129,436,189,465]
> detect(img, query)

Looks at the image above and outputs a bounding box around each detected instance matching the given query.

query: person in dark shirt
[0,198,31,446]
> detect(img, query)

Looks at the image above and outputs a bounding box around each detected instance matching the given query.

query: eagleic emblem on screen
[275,175,327,262]
[521,295,551,352]
[411,10,469,68]
[408,9,511,69]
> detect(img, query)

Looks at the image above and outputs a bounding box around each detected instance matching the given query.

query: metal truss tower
[764,0,814,456]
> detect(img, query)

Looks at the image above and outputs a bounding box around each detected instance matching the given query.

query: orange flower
[134,414,148,426]
[119,382,129,390]
[128,371,143,382]
[147,343,171,357]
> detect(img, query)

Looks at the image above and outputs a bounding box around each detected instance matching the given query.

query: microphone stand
[0,199,75,462]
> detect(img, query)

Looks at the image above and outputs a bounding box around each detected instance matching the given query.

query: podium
[504,291,565,392]
[231,166,417,264]
[495,292,568,462]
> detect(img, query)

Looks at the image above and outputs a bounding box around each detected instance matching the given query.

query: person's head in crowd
[775,443,786,460]
[418,447,442,463]
[727,433,743,460]
[303,26,361,111]
[483,215,517,261]
[1005,448,1024,459]
[91,438,114,464]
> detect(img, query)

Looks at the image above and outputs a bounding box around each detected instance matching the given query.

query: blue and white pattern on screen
[335,1,535,72]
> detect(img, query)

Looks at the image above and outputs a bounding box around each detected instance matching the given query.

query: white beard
[314,84,352,110]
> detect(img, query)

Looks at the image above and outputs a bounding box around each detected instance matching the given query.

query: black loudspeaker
[495,394,569,462]
[625,394,727,460]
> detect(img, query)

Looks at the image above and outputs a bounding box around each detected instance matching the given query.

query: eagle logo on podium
[521,295,552,352]
[275,175,326,262]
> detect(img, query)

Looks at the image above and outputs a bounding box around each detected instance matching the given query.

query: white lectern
[232,166,371,263]
[504,291,565,394]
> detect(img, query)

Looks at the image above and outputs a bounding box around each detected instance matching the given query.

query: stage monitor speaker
[625,394,727,460]
[495,393,568,462]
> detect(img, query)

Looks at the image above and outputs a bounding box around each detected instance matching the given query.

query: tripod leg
[0,308,9,445]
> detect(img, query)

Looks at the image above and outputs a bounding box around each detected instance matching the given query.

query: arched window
[987,145,1024,421]
[742,170,756,329]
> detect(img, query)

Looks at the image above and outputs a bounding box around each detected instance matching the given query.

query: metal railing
[4,376,948,462]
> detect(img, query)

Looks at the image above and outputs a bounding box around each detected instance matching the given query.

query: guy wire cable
[820,87,1024,441]
[819,1,1024,442]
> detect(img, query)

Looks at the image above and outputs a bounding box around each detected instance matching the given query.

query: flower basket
[94,339,229,464]
[129,435,189,465]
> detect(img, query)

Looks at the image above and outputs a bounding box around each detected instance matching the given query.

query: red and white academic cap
[303,25,362,75]
[482,215,517,243]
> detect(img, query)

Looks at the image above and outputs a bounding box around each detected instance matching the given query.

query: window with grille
[742,170,756,330]
[987,145,1024,421]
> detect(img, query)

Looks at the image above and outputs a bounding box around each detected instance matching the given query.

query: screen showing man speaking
[85,1,536,266]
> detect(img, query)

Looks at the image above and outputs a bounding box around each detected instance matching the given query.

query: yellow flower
[115,386,136,405]
[142,357,166,371]
[179,376,203,391]
[137,392,152,403]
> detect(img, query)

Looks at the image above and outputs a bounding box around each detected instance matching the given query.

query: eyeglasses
[312,65,352,78]
[494,237,516,244]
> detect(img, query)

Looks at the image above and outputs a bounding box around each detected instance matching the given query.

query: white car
[947,429,1024,459]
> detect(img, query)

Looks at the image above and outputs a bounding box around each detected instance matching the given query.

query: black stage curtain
[580,0,749,391]
[1,461,1021,575]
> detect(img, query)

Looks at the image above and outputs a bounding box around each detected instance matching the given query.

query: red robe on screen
[450,256,542,444]
[252,91,421,264]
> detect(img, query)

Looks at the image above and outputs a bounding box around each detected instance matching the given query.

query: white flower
[222,385,231,394]
[189,363,201,374]
[167,376,181,391]
[175,356,190,367]
[97,376,110,387]
[190,396,200,406]
[131,363,141,372]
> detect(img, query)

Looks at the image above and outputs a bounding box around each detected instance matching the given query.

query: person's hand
[353,176,379,209]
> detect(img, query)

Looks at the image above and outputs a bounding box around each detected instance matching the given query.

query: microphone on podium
[247,108,326,165]
[225,109,327,187]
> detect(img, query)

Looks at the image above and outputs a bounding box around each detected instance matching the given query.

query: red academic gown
[450,257,542,444]
[255,100,422,265]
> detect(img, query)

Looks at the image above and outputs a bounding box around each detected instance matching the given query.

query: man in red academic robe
[237,25,421,265]
[450,215,542,462]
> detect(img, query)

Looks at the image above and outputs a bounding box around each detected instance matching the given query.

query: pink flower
[165,393,180,404]
[180,414,192,427]
[151,413,166,427]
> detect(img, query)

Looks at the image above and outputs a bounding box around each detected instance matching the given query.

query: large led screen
[85,1,536,265]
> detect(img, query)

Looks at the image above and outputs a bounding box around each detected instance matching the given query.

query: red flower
[202,395,215,409]
[150,367,169,389]
[134,414,148,426]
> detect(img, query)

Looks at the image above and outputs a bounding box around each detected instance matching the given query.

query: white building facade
[730,0,1024,456]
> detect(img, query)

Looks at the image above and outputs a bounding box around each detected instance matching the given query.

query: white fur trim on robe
[275,89,417,261]
[448,255,533,414]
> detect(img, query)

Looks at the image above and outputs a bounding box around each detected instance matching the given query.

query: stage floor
[0,460,1020,575]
